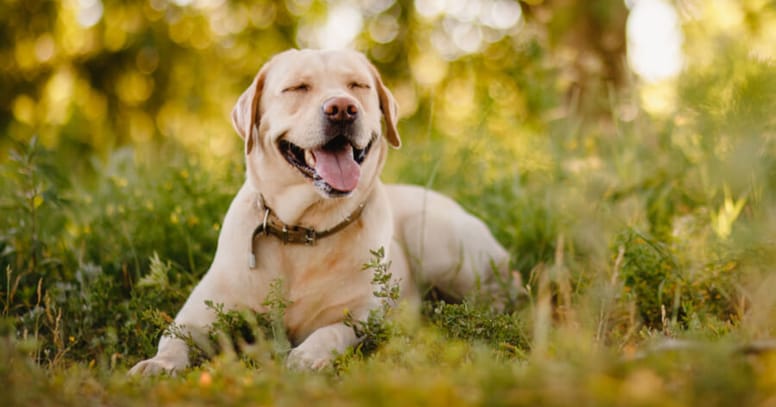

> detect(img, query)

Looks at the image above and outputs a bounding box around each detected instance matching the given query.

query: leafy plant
[423,300,528,356]
[343,247,401,357]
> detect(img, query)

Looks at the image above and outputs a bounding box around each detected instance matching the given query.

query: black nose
[322,97,358,123]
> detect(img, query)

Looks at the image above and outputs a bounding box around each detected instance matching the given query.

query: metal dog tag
[248,250,257,269]
[248,209,270,269]
[249,224,262,269]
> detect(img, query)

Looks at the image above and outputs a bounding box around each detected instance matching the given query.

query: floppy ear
[231,65,268,155]
[367,62,401,148]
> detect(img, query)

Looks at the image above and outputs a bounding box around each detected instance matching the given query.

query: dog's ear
[367,61,401,148]
[231,65,268,155]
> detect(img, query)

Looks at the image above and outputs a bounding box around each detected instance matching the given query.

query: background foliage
[2,0,776,405]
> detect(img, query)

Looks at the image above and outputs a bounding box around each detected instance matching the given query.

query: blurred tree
[5,0,770,181]
[1,0,633,174]
[522,0,629,110]
[0,0,298,169]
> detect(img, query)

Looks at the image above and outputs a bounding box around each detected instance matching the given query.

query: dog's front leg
[286,322,359,370]
[127,335,191,376]
[128,274,221,376]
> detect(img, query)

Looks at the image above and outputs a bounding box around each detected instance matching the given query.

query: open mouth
[279,135,373,196]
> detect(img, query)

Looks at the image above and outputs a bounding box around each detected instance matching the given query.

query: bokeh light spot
[626,0,684,83]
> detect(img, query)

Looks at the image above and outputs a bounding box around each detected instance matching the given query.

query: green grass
[2,52,776,406]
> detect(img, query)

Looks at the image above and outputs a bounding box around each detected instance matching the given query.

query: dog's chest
[287,245,376,343]
[236,188,395,343]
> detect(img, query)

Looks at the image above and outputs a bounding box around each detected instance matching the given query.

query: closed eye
[282,84,310,93]
[348,82,370,90]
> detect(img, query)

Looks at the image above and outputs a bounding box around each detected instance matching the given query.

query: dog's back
[386,184,513,303]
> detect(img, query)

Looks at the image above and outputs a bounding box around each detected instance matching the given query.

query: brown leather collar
[248,198,366,268]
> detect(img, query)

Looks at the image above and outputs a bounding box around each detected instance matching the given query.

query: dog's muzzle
[279,97,374,197]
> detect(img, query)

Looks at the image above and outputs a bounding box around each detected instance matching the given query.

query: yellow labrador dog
[129,49,510,374]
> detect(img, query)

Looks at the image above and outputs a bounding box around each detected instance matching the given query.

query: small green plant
[161,278,292,368]
[0,137,69,365]
[616,228,680,327]
[343,247,401,357]
[423,300,528,356]
[616,228,741,331]
[261,278,292,356]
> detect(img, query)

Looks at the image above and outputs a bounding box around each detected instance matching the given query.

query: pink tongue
[313,144,361,192]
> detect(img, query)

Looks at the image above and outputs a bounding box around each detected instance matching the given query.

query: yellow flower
[33,195,44,209]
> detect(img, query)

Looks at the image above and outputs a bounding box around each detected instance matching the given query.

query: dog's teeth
[305,149,316,166]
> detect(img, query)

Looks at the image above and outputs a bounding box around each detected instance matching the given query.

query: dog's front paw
[286,345,334,370]
[128,356,185,376]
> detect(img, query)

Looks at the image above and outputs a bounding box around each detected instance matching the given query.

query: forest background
[2,0,776,405]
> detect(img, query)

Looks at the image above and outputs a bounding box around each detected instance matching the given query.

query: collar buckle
[305,229,317,245]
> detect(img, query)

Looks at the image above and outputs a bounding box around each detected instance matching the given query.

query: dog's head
[231,49,400,211]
